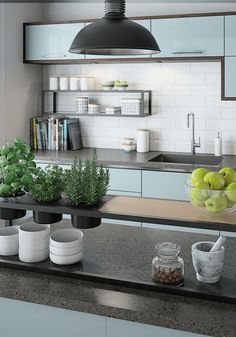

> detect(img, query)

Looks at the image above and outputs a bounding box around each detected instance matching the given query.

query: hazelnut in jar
[152,242,184,286]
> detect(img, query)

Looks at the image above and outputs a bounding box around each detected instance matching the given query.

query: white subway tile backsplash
[44,61,236,153]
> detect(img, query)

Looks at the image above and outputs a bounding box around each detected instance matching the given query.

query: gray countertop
[34,148,236,172]
[0,219,235,337]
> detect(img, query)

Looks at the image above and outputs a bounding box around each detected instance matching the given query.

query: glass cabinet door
[151,16,224,58]
[225,15,236,56]
[25,23,85,61]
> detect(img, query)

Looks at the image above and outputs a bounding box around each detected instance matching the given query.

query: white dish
[102,85,114,91]
[19,237,50,252]
[122,144,136,152]
[102,81,115,86]
[50,244,83,256]
[50,229,83,249]
[0,226,19,256]
[19,224,50,241]
[19,248,49,263]
[50,250,83,265]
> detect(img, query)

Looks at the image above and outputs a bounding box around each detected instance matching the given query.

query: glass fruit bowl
[185,179,236,215]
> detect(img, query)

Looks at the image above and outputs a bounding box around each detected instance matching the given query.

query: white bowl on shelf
[50,250,83,265]
[19,224,50,242]
[122,143,136,152]
[50,244,83,257]
[0,226,19,256]
[19,248,49,263]
[50,229,83,249]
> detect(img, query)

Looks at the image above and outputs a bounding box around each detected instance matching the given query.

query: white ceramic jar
[59,77,69,90]
[80,77,95,90]
[0,226,19,256]
[136,129,150,153]
[49,77,59,91]
[70,77,80,91]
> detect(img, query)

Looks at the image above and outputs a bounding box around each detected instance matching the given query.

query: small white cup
[59,77,69,90]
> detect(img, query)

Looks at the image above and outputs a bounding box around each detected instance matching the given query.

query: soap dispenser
[215,131,222,156]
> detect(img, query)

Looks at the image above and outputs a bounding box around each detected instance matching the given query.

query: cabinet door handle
[41,54,67,58]
[172,51,204,55]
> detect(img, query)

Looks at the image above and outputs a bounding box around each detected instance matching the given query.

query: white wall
[45,61,236,155]
[0,3,43,147]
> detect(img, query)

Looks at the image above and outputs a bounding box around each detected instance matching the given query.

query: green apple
[205,195,228,213]
[191,168,210,185]
[191,181,210,201]
[192,198,205,207]
[203,172,225,190]
[225,182,236,203]
[219,167,236,185]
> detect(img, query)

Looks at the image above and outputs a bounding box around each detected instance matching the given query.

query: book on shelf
[30,116,83,151]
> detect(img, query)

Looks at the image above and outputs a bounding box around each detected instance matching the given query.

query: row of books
[30,116,83,151]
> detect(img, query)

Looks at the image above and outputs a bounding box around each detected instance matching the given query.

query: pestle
[210,236,226,252]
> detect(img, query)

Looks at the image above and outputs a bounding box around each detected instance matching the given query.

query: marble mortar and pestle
[192,236,225,284]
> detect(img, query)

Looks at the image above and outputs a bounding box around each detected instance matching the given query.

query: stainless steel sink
[149,154,222,166]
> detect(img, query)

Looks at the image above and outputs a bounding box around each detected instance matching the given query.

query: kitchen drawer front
[108,168,141,193]
[0,298,105,337]
[152,16,224,58]
[107,317,209,337]
[142,171,190,201]
[103,190,141,227]
[25,23,85,61]
[225,15,236,56]
[224,57,236,98]
[85,19,151,60]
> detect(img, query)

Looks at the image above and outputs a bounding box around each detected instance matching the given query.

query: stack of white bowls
[50,229,83,265]
[88,104,100,114]
[0,226,19,256]
[19,224,50,263]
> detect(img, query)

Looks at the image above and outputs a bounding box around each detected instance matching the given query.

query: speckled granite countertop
[34,148,236,172]
[0,220,235,337]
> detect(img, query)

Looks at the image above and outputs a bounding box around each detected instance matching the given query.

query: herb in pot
[0,138,36,197]
[29,165,64,202]
[28,165,64,225]
[0,138,36,220]
[64,150,110,229]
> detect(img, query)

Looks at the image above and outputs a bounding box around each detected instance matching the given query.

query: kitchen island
[0,220,235,337]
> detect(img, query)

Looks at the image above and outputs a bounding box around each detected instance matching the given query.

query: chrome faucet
[187,113,201,155]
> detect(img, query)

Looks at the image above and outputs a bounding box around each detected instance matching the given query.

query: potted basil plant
[64,150,110,229]
[0,138,36,220]
[28,165,64,224]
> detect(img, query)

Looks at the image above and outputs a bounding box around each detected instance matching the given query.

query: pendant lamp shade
[69,0,160,56]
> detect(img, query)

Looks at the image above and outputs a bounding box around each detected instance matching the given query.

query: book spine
[48,118,52,150]
[59,122,64,151]
[33,118,37,150]
[39,122,45,150]
[43,122,48,150]
[51,119,55,151]
[63,119,68,151]
[30,119,33,149]
[55,119,59,151]
[36,123,42,150]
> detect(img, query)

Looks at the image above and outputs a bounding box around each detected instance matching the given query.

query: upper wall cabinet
[151,16,224,58]
[225,16,236,56]
[24,23,85,61]
[84,19,151,60]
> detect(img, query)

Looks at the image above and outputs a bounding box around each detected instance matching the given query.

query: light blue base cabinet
[0,298,106,337]
[107,317,209,337]
[151,16,224,58]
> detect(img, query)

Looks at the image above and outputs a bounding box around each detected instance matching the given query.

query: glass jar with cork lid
[151,242,184,286]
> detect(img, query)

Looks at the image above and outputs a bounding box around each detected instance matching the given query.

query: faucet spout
[187,113,201,155]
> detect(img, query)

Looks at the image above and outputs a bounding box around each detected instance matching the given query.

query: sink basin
[149,154,222,166]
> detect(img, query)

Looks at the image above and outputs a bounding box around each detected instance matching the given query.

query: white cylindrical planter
[70,77,80,91]
[19,223,50,263]
[192,241,225,283]
[136,129,150,153]
[0,226,19,256]
[59,77,69,90]
[49,77,59,90]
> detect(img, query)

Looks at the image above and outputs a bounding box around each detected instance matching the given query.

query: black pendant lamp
[69,0,160,56]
